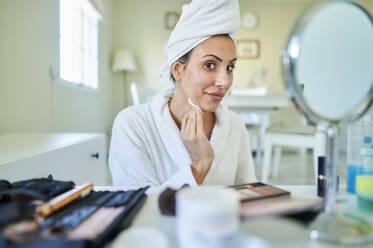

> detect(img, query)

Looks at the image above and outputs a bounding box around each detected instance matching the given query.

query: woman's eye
[205,62,216,70]
[227,64,235,72]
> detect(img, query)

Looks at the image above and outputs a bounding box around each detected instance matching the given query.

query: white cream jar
[176,187,240,248]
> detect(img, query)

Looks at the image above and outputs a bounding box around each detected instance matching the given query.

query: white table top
[222,94,289,111]
[104,185,373,248]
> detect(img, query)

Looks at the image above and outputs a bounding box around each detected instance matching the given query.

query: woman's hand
[180,109,214,184]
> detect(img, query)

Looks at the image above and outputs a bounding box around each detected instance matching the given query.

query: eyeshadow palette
[230,182,291,202]
[229,183,323,221]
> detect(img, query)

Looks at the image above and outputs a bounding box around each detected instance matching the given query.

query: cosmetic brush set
[0,175,147,248]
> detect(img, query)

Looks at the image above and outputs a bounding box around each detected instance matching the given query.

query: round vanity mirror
[282,0,373,245]
[283,1,373,124]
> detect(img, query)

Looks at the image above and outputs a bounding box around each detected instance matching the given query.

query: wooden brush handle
[35,182,94,219]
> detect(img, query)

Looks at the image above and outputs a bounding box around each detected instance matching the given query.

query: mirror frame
[281,0,373,125]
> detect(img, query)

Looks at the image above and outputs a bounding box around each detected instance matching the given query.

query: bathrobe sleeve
[109,109,197,189]
[234,121,258,184]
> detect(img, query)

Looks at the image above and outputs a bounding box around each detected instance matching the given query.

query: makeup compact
[231,183,323,220]
[231,182,290,202]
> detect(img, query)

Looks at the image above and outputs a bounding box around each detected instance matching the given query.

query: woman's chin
[202,103,220,112]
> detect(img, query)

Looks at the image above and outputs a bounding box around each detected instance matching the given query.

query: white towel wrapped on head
[159,0,241,77]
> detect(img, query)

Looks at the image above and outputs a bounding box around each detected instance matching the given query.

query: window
[59,0,100,89]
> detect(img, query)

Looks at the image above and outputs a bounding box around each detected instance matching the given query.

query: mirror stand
[324,124,338,214]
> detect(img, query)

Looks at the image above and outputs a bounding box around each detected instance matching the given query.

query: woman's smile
[206,91,225,101]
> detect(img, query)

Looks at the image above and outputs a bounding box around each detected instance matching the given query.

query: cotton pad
[188,97,202,113]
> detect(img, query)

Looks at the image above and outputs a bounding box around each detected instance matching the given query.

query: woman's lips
[207,92,224,101]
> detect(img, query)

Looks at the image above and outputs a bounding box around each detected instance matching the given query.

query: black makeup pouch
[0,175,75,203]
[0,176,148,248]
[0,175,75,228]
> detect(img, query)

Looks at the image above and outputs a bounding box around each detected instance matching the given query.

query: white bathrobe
[109,88,257,189]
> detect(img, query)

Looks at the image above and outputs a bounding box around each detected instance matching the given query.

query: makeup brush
[35,182,94,220]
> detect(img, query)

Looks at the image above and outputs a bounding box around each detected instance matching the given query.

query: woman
[109,0,257,189]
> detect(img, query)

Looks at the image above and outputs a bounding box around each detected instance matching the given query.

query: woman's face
[176,35,237,112]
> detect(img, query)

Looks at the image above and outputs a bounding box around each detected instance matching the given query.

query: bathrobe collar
[150,88,231,171]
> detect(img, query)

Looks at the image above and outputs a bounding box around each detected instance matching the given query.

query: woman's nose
[215,79,225,88]
[215,71,231,89]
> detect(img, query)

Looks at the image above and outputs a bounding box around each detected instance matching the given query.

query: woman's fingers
[180,108,213,184]
[180,109,214,174]
[181,110,197,140]
[188,110,197,137]
[196,110,204,135]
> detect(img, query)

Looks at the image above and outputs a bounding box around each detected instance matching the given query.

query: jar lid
[356,175,373,195]
[360,148,373,156]
[176,187,240,216]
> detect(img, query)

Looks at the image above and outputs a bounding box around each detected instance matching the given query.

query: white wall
[361,0,373,13]
[0,0,113,133]
[111,0,189,119]
[236,1,311,92]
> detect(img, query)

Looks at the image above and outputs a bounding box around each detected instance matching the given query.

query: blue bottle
[360,148,373,175]
[347,109,373,194]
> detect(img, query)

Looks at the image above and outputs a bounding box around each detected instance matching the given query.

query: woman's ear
[171,61,184,82]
